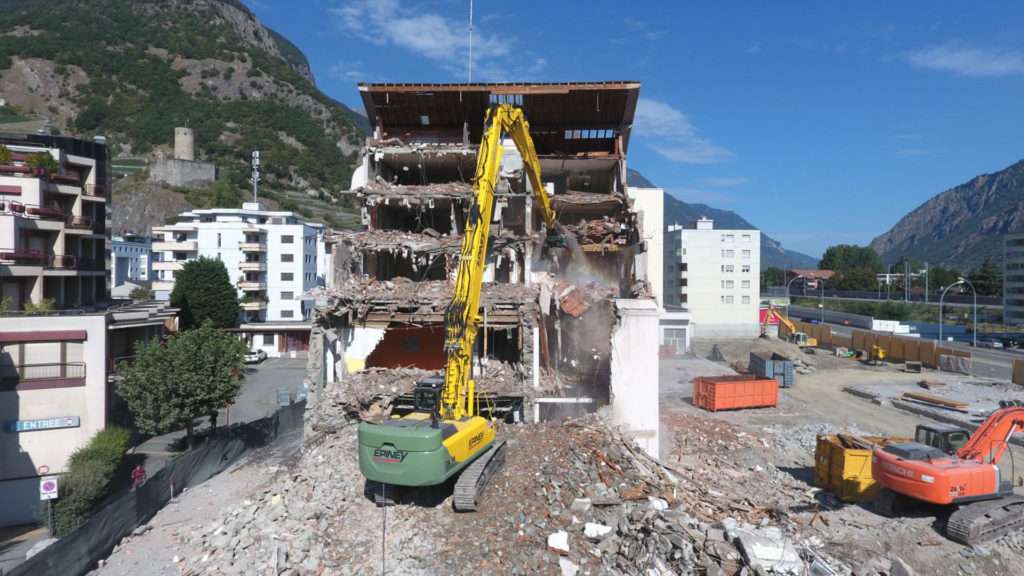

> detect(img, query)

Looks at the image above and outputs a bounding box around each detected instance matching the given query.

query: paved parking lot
[225,357,308,424]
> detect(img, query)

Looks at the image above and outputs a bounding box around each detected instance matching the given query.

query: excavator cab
[915,423,970,455]
[412,375,444,416]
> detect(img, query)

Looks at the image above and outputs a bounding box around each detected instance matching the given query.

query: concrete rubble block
[584,522,614,541]
[733,526,802,575]
[548,530,570,555]
[559,557,580,576]
[570,497,593,514]
[890,556,917,576]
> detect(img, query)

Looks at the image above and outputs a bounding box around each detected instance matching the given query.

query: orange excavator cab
[871,401,1024,544]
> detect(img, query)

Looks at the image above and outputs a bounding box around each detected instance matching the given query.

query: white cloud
[743,43,762,55]
[330,0,541,80]
[634,98,734,164]
[702,176,749,187]
[905,42,1024,77]
[328,60,366,82]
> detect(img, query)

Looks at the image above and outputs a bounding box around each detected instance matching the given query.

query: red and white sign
[39,475,59,501]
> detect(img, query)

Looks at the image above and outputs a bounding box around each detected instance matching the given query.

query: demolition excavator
[872,401,1024,544]
[357,104,564,511]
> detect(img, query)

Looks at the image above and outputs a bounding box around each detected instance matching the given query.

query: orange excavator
[872,401,1024,544]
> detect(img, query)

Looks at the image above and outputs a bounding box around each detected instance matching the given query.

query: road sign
[10,416,80,432]
[40,475,59,500]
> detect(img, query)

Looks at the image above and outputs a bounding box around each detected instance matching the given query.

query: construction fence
[10,401,306,576]
[1015,359,1024,386]
[779,319,973,372]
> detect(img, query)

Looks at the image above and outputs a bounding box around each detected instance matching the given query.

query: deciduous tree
[116,322,245,448]
[819,245,883,274]
[170,257,239,329]
[968,257,1002,297]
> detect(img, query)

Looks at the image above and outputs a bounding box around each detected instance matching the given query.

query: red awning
[0,330,88,343]
[0,184,21,195]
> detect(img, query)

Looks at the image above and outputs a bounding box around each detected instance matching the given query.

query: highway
[825,322,1021,380]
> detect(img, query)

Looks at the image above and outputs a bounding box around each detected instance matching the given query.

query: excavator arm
[440,104,559,420]
[956,402,1024,464]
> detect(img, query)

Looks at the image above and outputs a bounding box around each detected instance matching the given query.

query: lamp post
[938,277,978,349]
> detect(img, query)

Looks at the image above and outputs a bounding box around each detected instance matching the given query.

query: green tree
[819,244,883,274]
[116,322,245,448]
[0,143,11,165]
[833,268,878,291]
[170,257,239,329]
[968,257,1002,296]
[25,152,59,176]
[129,285,152,301]
[929,266,961,291]
[761,267,784,288]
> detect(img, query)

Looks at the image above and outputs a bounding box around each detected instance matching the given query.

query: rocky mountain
[627,169,818,270]
[869,159,1024,269]
[0,0,366,217]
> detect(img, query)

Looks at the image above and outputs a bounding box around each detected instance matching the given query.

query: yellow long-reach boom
[358,104,563,510]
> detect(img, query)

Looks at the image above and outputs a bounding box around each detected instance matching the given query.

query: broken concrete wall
[609,298,660,458]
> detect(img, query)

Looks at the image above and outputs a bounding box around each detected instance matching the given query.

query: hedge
[48,427,131,536]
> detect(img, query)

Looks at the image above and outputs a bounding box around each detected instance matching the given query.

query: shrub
[50,427,131,535]
[23,298,55,314]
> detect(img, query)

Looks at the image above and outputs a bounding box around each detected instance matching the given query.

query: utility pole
[251,150,261,203]
[925,261,929,303]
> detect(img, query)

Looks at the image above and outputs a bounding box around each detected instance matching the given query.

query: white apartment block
[1005,233,1024,326]
[0,134,110,309]
[151,202,327,357]
[668,218,760,338]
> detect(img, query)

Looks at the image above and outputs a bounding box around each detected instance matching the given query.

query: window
[742,250,751,259]
[281,272,293,281]
[721,250,734,258]
[281,235,294,244]
[722,234,735,243]
[262,333,275,345]
[742,234,752,243]
[217,233,222,248]
[721,264,734,273]
[742,280,751,289]
[741,265,751,273]
[281,254,294,263]
[742,295,751,304]
[721,280,734,289]
[720,295,734,304]
[281,291,294,300]
[281,310,294,319]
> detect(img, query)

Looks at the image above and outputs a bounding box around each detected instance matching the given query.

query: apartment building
[0,133,110,310]
[151,202,326,357]
[1005,233,1024,326]
[667,218,761,338]
[111,234,152,288]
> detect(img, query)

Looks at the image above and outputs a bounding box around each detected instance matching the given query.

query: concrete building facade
[0,133,111,310]
[111,234,152,288]
[667,218,761,338]
[1005,233,1024,326]
[151,203,326,357]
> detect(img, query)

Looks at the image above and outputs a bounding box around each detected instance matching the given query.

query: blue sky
[244,1,1024,258]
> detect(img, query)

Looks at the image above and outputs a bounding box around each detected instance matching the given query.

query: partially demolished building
[311,82,663,456]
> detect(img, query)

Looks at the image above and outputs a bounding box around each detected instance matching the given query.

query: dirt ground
[88,337,1024,576]
[664,339,1024,575]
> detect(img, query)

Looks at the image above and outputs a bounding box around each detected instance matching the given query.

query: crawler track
[453,440,507,512]
[947,496,1024,545]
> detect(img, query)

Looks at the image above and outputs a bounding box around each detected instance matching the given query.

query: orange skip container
[693,375,778,412]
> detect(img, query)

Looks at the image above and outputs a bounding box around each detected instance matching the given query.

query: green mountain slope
[0,0,365,193]
[627,169,818,270]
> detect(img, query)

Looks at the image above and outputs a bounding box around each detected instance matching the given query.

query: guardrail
[764,286,1001,306]
[0,362,86,382]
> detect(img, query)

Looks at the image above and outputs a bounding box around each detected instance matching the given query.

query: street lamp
[938,277,978,349]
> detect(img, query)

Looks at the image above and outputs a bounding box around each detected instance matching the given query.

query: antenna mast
[468,0,474,82]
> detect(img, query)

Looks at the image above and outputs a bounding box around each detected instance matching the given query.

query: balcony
[239,241,267,252]
[83,183,106,199]
[45,254,77,269]
[152,260,184,271]
[0,248,46,265]
[0,362,86,387]
[239,260,266,272]
[25,205,67,221]
[76,258,105,272]
[152,239,197,252]
[238,280,267,291]
[152,280,175,292]
[66,215,93,232]
[240,298,268,311]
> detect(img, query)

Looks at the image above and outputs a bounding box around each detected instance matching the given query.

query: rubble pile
[565,216,636,249]
[352,180,474,201]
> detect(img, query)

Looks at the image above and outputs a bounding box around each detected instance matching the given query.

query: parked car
[245,349,268,364]
[976,339,1003,349]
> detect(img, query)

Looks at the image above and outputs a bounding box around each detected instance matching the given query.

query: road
[827,322,1020,380]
